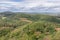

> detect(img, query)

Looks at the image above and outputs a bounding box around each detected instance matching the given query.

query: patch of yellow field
[2,17,6,19]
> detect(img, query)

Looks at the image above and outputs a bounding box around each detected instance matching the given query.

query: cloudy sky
[0,0,60,12]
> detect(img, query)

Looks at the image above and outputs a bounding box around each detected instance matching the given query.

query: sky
[0,0,60,12]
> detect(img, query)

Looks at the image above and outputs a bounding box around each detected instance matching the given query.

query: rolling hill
[0,12,60,40]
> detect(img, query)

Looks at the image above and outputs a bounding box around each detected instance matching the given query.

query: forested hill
[0,12,60,40]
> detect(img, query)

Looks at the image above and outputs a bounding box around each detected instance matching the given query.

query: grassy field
[0,12,60,40]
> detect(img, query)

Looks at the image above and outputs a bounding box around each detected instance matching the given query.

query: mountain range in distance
[0,11,60,16]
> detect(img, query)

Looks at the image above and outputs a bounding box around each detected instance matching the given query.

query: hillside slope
[0,13,60,40]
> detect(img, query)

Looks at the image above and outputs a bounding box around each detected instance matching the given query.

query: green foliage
[0,13,60,40]
[0,28,12,37]
[52,31,60,40]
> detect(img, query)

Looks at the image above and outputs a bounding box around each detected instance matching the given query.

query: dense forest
[0,12,60,40]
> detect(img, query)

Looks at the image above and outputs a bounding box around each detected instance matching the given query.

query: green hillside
[0,12,60,40]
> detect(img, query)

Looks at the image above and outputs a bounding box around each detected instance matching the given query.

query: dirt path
[43,35,51,40]
[20,18,32,23]
[55,28,60,31]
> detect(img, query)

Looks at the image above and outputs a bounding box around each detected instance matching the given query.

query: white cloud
[0,6,8,9]
[0,0,60,12]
